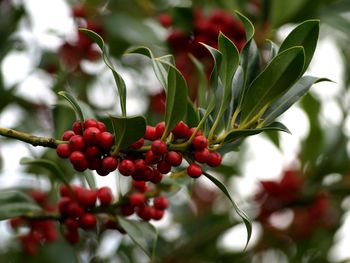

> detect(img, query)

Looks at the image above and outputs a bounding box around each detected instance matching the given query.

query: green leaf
[270,0,306,27]
[118,217,158,259]
[223,122,291,144]
[279,20,319,73]
[266,39,279,62]
[218,32,240,92]
[185,99,200,127]
[239,46,305,127]
[83,170,96,190]
[20,158,71,187]
[109,115,146,149]
[189,54,208,108]
[0,190,41,220]
[203,172,252,250]
[262,77,330,125]
[162,66,188,138]
[79,28,127,117]
[235,11,254,41]
[57,91,84,128]
[228,66,244,127]
[126,46,168,89]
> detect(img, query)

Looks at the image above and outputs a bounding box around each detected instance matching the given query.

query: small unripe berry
[165,151,182,166]
[84,119,98,129]
[79,213,97,230]
[153,196,168,210]
[207,152,222,167]
[192,135,208,150]
[97,187,113,206]
[155,121,165,138]
[83,127,101,145]
[130,138,144,149]
[187,163,202,178]
[69,135,85,151]
[72,121,83,135]
[144,125,158,141]
[56,144,71,158]
[98,132,114,151]
[101,156,118,173]
[118,159,135,176]
[172,121,189,139]
[62,130,75,141]
[151,140,167,156]
[129,193,146,207]
[157,160,171,174]
[194,148,210,163]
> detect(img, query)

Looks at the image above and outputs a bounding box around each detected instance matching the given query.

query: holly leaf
[203,172,252,250]
[109,115,146,149]
[118,217,158,259]
[79,28,127,117]
[58,91,84,127]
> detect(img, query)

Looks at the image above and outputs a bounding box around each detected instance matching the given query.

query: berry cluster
[120,180,168,221]
[58,185,113,244]
[56,119,117,176]
[9,191,58,255]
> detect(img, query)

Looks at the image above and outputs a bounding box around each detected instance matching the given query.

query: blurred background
[1,0,350,262]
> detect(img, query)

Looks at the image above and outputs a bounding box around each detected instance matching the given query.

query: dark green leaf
[109,115,146,149]
[163,66,188,138]
[239,47,305,127]
[203,172,251,250]
[262,77,330,125]
[279,20,320,73]
[126,46,168,89]
[189,54,208,108]
[0,190,41,220]
[235,11,254,41]
[57,91,84,127]
[270,0,306,27]
[223,122,291,144]
[20,158,71,187]
[266,39,279,62]
[227,66,244,128]
[118,217,158,259]
[80,28,127,117]
[185,99,200,127]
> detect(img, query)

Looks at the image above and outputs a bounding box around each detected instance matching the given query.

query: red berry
[79,213,97,230]
[207,152,222,167]
[155,121,165,138]
[130,138,144,149]
[151,140,167,156]
[97,121,106,132]
[165,151,182,166]
[70,151,88,170]
[192,135,208,150]
[172,121,189,139]
[88,158,101,170]
[158,13,172,28]
[97,187,113,206]
[152,209,165,220]
[132,181,148,192]
[84,146,100,160]
[56,144,71,158]
[153,196,168,210]
[65,230,79,244]
[145,150,160,165]
[72,4,86,18]
[59,185,70,197]
[121,204,135,216]
[134,159,147,173]
[69,135,85,151]
[143,167,155,181]
[187,163,202,178]
[62,130,75,141]
[188,128,202,138]
[72,121,83,135]
[84,119,98,129]
[137,205,154,221]
[67,202,85,218]
[144,125,158,141]
[77,189,97,208]
[58,197,72,216]
[118,159,135,176]
[98,132,114,151]
[194,148,210,163]
[129,193,146,207]
[150,169,163,184]
[96,166,109,176]
[83,127,101,145]
[10,217,23,229]
[157,160,171,174]
[65,218,79,231]
[101,156,118,173]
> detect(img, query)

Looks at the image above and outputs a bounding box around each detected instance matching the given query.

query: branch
[0,127,64,148]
